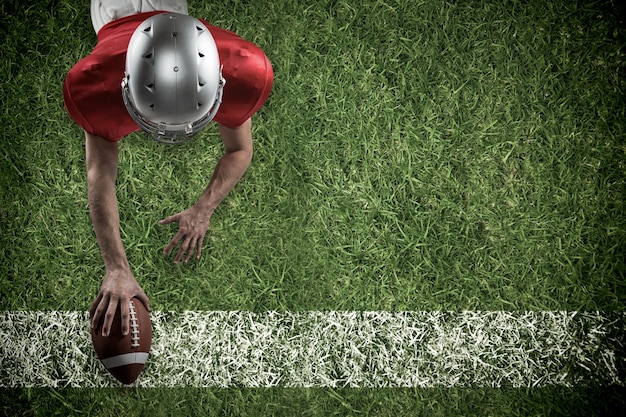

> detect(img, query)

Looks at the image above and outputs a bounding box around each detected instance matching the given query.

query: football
[90,298,152,384]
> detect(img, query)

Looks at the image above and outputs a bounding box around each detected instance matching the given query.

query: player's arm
[85,131,150,337]
[198,118,254,214]
[159,118,253,263]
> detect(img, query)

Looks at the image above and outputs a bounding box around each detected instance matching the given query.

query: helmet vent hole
[196,26,204,32]
[144,52,153,59]
[145,83,154,92]
[197,102,203,109]
[143,26,151,32]
[198,81,205,87]
[198,52,205,58]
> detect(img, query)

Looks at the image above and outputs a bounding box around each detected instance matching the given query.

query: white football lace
[129,301,140,348]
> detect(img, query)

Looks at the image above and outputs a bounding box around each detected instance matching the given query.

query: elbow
[242,146,253,166]
[85,132,119,185]
[229,141,253,165]
[224,147,253,172]
[86,161,117,187]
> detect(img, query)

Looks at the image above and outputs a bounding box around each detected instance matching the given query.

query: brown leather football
[90,298,152,384]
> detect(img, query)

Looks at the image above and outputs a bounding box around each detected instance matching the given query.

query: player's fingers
[89,291,104,323]
[184,237,198,263]
[119,297,130,336]
[90,293,108,332]
[102,295,119,337]
[196,235,205,259]
[158,213,179,225]
[135,290,151,312]
[174,236,192,264]
[163,229,185,256]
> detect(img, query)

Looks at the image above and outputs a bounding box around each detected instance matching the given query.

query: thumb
[135,292,151,312]
[159,214,178,225]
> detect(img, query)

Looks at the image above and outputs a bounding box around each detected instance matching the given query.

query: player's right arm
[85,131,150,337]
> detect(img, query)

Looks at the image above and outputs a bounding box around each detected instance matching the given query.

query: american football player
[64,0,273,337]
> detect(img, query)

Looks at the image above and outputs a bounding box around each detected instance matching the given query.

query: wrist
[102,256,131,274]
[193,194,217,217]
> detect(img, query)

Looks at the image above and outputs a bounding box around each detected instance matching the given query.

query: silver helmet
[122,13,225,144]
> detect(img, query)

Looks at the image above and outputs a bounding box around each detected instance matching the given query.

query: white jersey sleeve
[91,0,189,33]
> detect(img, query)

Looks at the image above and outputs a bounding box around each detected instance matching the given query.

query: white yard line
[0,311,624,388]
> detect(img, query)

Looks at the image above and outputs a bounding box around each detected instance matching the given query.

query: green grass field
[1,0,625,415]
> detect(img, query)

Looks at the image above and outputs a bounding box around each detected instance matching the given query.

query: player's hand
[89,268,150,337]
[159,206,211,264]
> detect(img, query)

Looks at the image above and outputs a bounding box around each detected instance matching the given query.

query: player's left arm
[159,118,253,263]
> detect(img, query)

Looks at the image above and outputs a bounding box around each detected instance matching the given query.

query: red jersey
[63,11,273,141]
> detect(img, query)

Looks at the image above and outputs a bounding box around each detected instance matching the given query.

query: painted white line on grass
[0,311,623,388]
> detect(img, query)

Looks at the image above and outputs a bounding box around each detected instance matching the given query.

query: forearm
[88,175,129,270]
[194,148,252,215]
[85,133,129,272]
[193,120,254,214]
